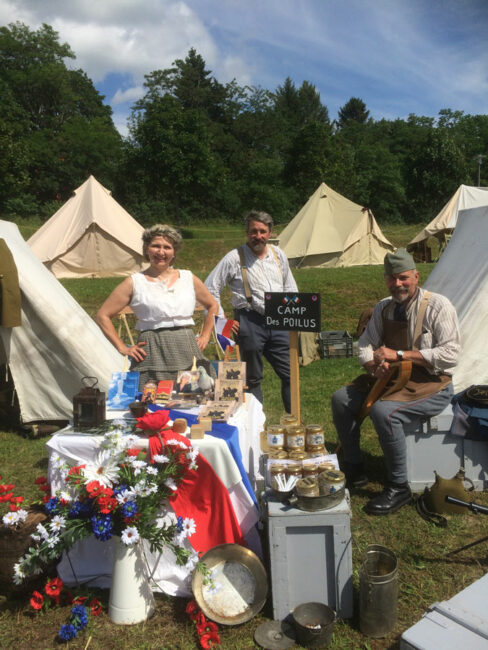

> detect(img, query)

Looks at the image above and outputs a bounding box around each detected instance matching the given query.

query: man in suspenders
[205,211,298,413]
[332,249,460,515]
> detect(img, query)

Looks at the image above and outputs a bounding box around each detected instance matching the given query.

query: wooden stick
[289,331,300,421]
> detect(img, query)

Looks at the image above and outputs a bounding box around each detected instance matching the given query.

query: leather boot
[365,482,412,515]
[342,462,368,489]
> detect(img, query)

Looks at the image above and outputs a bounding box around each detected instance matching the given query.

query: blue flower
[71,604,89,630]
[122,501,138,518]
[113,484,128,496]
[91,514,113,541]
[59,623,77,641]
[44,497,59,514]
[177,516,184,532]
[69,500,92,518]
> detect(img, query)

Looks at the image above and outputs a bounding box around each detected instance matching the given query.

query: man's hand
[231,320,240,336]
[373,346,398,364]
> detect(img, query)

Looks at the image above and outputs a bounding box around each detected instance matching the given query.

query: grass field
[1,220,487,649]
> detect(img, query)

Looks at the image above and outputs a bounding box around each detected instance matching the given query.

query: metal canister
[285,462,303,480]
[296,476,320,497]
[266,424,285,451]
[280,414,298,427]
[288,450,308,462]
[305,424,325,450]
[318,469,346,496]
[285,425,306,451]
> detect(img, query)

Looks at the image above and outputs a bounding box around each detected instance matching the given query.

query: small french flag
[214,315,235,353]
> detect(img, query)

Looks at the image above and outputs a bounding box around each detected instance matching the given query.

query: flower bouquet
[10,411,206,585]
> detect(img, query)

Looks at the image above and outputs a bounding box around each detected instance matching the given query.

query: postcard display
[199,362,246,422]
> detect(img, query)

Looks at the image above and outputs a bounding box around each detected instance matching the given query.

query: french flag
[214,315,235,353]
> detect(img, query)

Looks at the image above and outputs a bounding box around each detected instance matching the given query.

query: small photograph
[214,378,243,402]
[175,369,202,394]
[218,361,246,381]
[199,401,236,422]
[106,371,139,410]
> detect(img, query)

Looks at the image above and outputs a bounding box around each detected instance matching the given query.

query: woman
[96,224,219,390]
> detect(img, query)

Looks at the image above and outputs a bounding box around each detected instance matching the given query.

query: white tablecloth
[46,396,266,596]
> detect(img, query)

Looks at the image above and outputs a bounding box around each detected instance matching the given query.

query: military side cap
[384,248,416,275]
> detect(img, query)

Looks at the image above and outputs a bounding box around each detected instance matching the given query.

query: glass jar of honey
[266,424,285,451]
[285,425,306,451]
[305,424,325,450]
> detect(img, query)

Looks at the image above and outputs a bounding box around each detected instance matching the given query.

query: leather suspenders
[237,244,283,307]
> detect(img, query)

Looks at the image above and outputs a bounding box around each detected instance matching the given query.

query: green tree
[336,97,370,129]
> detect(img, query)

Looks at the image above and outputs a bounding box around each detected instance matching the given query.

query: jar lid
[285,462,302,471]
[270,463,287,473]
[267,424,285,434]
[320,469,345,483]
[305,424,323,433]
[268,450,288,460]
[286,425,306,434]
[297,477,318,489]
[280,414,298,426]
[288,450,307,460]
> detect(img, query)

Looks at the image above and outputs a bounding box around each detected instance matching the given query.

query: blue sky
[1,0,487,136]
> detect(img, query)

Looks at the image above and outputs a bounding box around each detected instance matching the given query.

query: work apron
[351,313,451,403]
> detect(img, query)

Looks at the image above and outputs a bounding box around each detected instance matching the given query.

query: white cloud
[112,86,144,106]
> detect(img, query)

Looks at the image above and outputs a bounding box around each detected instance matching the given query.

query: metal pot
[293,602,336,648]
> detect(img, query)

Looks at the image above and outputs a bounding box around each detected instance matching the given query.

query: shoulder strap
[237,246,253,304]
[412,291,431,351]
[269,245,283,276]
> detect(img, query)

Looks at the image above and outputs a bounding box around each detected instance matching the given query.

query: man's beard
[391,288,409,303]
[248,240,266,253]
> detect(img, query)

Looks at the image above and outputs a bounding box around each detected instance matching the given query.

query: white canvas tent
[0,220,124,423]
[424,205,488,393]
[28,175,146,278]
[278,182,394,268]
[407,184,488,255]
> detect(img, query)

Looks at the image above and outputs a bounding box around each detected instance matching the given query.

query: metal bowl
[128,401,148,417]
[287,487,346,512]
[192,543,268,625]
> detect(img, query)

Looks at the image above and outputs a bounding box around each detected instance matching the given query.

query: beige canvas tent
[407,184,488,260]
[28,175,146,278]
[0,220,124,423]
[278,183,394,268]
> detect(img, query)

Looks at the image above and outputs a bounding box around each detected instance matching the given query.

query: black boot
[343,462,368,489]
[365,482,412,515]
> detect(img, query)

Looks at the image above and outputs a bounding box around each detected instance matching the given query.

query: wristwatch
[397,350,404,361]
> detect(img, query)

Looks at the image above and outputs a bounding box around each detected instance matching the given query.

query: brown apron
[351,303,451,403]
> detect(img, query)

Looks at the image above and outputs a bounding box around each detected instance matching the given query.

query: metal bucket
[359,544,398,638]
[293,602,336,648]
[287,486,345,511]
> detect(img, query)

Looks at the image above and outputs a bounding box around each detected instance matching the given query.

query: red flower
[42,495,50,503]
[185,599,199,615]
[45,577,63,600]
[38,484,50,492]
[0,492,13,502]
[89,597,102,616]
[30,591,44,611]
[195,611,207,627]
[85,480,104,497]
[34,476,48,485]
[72,595,87,606]
[126,448,143,457]
[200,631,221,648]
[96,496,118,514]
[0,482,14,492]
[197,620,218,636]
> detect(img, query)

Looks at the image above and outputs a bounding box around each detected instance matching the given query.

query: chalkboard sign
[264,292,321,332]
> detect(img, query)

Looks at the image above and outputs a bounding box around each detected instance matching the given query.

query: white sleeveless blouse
[130,270,196,331]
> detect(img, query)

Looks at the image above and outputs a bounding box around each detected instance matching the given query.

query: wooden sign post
[264,292,321,422]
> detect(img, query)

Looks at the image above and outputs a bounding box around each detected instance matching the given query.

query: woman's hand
[196,333,210,351]
[121,341,147,362]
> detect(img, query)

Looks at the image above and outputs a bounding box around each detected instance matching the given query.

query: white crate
[400,573,488,649]
[404,405,488,492]
[266,492,353,620]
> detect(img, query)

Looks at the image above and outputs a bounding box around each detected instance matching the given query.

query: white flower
[115,488,137,504]
[185,552,200,570]
[47,534,60,548]
[36,523,50,540]
[189,461,198,471]
[153,454,169,464]
[129,459,147,475]
[50,516,66,532]
[13,563,26,585]
[165,478,178,491]
[182,518,196,537]
[83,450,121,487]
[58,490,73,502]
[187,446,199,461]
[146,466,158,475]
[31,533,41,542]
[17,509,28,523]
[2,511,20,526]
[156,512,177,529]
[166,438,188,449]
[121,526,140,545]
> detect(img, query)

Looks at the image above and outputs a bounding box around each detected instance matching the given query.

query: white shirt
[205,244,298,315]
[358,287,460,375]
[130,269,195,330]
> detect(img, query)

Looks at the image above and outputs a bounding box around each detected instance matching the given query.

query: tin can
[266,424,285,450]
[285,462,303,480]
[288,450,308,461]
[305,424,325,449]
[280,414,298,427]
[296,477,320,497]
[285,425,306,451]
[318,469,346,496]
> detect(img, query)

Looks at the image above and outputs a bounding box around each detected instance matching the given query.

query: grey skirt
[130,326,215,390]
